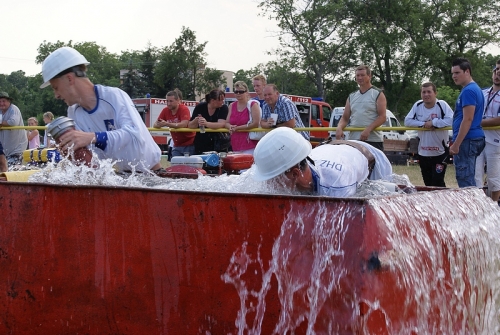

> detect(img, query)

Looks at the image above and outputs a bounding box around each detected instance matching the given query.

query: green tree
[258,0,356,99]
[21,75,47,118]
[325,76,358,108]
[120,61,144,99]
[233,69,254,90]
[139,43,161,97]
[155,27,208,100]
[155,46,189,98]
[346,0,499,113]
[425,0,500,86]
[7,70,28,91]
[258,61,317,97]
[437,86,460,110]
[348,0,436,114]
[196,67,225,97]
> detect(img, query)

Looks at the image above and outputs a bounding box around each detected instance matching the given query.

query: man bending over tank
[252,127,393,197]
[39,47,161,173]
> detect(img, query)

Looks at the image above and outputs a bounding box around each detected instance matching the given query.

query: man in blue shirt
[260,84,309,140]
[450,57,485,187]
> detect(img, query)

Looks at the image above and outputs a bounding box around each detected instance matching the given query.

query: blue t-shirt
[251,97,265,109]
[452,82,485,141]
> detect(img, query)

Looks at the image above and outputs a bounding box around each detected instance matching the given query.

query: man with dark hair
[335,65,387,151]
[475,59,500,201]
[450,57,485,187]
[154,89,195,157]
[404,82,453,187]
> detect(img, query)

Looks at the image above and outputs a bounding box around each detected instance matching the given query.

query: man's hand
[449,142,460,156]
[335,128,344,140]
[423,120,434,129]
[58,129,95,152]
[360,129,370,141]
[155,119,168,128]
[260,118,274,129]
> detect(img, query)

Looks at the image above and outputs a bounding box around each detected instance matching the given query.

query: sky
[0,0,281,77]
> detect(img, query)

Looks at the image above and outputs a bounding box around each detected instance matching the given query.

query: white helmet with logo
[252,127,312,181]
[40,47,90,89]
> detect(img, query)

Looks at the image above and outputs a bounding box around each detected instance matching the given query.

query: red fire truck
[132,98,198,151]
[281,94,332,144]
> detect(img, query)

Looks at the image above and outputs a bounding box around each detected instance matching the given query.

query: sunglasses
[234,90,247,94]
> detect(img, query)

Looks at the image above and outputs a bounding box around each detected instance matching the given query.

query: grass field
[392,164,458,188]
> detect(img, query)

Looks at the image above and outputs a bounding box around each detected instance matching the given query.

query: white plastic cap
[252,127,312,181]
[40,47,90,89]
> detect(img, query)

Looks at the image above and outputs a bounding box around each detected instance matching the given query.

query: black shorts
[0,141,4,156]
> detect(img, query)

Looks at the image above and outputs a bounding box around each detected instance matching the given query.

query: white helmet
[252,127,312,181]
[40,47,90,89]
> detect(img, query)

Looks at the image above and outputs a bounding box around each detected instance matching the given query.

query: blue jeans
[454,137,485,188]
[172,145,195,157]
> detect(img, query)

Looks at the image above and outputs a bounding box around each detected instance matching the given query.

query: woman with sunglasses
[225,81,261,154]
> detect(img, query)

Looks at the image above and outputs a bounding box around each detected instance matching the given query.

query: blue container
[195,154,220,167]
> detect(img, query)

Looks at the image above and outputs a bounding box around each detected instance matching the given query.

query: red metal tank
[0,183,498,334]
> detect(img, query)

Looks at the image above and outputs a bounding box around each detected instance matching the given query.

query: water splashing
[27,153,409,197]
[223,189,500,334]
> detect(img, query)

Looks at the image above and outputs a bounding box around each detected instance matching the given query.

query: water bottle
[198,115,206,133]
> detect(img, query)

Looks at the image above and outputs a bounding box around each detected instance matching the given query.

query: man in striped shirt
[260,84,309,140]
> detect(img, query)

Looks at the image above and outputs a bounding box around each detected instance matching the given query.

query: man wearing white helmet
[252,128,393,197]
[40,47,161,173]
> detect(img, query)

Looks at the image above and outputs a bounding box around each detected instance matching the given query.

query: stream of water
[222,190,500,334]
